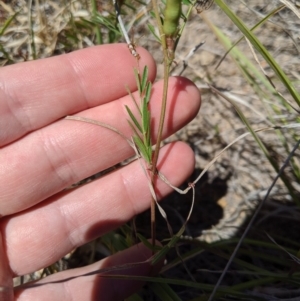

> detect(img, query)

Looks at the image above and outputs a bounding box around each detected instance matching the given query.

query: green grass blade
[91,13,121,44]
[0,11,20,36]
[216,4,286,70]
[211,23,276,95]
[214,0,300,108]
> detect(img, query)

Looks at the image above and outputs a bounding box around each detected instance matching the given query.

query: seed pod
[163,0,181,37]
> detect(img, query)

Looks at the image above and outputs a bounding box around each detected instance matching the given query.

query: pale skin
[0,44,201,301]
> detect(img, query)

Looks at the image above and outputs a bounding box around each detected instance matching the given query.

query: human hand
[0,44,201,300]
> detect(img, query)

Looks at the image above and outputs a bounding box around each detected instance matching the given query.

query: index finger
[0,44,156,146]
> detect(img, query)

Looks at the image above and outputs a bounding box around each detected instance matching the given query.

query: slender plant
[68,0,215,257]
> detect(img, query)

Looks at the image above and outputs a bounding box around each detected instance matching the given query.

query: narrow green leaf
[125,105,143,133]
[145,111,151,134]
[146,144,152,161]
[148,23,161,43]
[145,82,152,104]
[127,120,142,142]
[134,68,142,95]
[141,100,149,133]
[133,135,145,152]
[92,15,121,34]
[141,66,149,93]
[133,136,151,163]
[0,11,20,36]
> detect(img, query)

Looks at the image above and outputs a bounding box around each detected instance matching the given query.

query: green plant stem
[150,0,173,251]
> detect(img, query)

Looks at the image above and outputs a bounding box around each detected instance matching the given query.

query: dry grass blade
[65,115,133,147]
[280,0,300,18]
